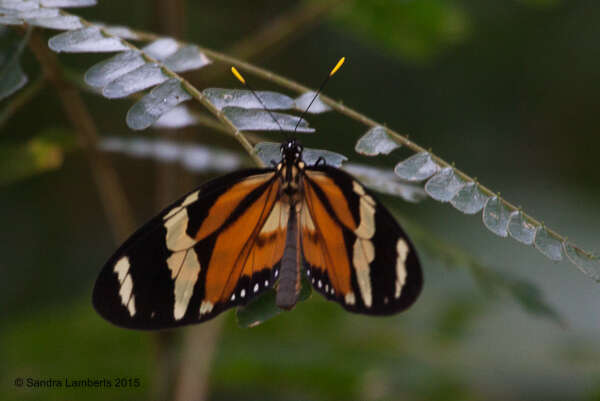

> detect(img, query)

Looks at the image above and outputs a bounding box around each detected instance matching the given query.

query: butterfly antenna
[293,57,345,134]
[230,66,288,139]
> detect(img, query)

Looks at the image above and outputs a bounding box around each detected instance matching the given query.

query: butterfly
[92,59,423,330]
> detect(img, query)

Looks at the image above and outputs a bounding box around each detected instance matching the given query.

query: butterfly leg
[314,157,327,167]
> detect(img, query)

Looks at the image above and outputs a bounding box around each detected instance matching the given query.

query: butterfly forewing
[301,165,422,314]
[92,168,285,329]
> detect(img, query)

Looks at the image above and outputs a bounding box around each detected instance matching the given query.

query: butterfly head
[280,139,304,166]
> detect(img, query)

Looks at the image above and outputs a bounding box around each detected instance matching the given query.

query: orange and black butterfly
[92,59,423,330]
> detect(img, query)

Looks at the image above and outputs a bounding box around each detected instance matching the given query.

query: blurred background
[2,0,600,400]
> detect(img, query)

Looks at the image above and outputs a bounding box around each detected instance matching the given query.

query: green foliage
[335,0,470,63]
[435,296,486,344]
[0,128,75,185]
[1,301,151,401]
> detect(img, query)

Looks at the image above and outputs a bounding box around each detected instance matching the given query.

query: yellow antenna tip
[231,66,246,84]
[329,57,345,77]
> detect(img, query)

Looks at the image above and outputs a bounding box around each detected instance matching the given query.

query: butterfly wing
[300,165,422,315]
[93,168,289,329]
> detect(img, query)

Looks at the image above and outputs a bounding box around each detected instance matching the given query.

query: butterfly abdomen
[276,206,300,310]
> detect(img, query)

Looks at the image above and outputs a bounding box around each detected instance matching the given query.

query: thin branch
[27,29,135,242]
[182,48,581,256]
[37,10,591,258]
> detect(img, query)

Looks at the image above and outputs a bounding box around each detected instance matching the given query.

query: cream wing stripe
[114,256,129,283]
[164,191,199,220]
[353,238,375,307]
[395,239,410,298]
[260,201,290,234]
[165,208,197,251]
[113,256,136,317]
[351,181,377,307]
[168,249,202,320]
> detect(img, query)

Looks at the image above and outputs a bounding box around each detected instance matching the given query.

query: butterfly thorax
[276,139,306,206]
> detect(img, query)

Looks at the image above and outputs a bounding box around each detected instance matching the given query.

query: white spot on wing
[199,300,214,315]
[253,283,259,293]
[345,292,356,305]
[240,289,246,298]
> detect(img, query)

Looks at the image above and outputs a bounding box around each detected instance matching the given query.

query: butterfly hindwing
[93,168,286,329]
[301,165,422,315]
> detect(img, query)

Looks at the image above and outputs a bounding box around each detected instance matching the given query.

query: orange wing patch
[203,179,283,306]
[242,200,289,277]
[195,173,275,241]
[304,171,357,231]
[301,179,353,299]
